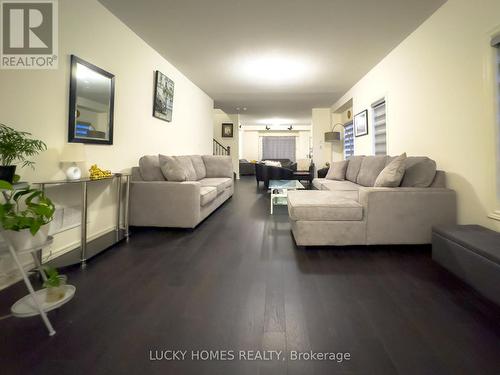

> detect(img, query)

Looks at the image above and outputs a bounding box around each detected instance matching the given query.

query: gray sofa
[130,155,233,228]
[288,155,457,246]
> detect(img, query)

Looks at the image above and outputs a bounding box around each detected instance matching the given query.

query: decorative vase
[0,165,16,183]
[45,275,67,303]
[3,225,50,251]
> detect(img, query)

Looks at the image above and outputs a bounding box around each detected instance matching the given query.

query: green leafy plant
[0,124,47,168]
[42,267,64,288]
[0,180,55,234]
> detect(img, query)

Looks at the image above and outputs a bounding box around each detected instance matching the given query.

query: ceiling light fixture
[235,52,315,85]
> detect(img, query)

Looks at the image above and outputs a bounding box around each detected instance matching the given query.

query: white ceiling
[98,0,445,125]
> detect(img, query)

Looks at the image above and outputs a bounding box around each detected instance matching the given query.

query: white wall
[213,110,239,177]
[312,108,332,169]
[0,0,214,289]
[332,0,500,231]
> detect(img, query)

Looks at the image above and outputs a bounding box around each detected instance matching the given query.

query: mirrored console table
[36,173,130,268]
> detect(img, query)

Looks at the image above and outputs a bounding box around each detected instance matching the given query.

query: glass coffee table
[268,180,305,214]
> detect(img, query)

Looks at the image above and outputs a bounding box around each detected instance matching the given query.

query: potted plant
[0,124,47,183]
[0,180,55,250]
[43,266,67,303]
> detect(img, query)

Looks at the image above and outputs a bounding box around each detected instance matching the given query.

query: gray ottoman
[432,225,500,305]
[288,191,366,246]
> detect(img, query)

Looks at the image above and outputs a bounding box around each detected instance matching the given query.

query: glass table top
[268,180,305,190]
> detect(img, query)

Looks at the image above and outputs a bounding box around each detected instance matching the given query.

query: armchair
[255,162,295,188]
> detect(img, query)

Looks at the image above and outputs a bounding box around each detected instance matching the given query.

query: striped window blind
[372,100,387,155]
[343,121,354,159]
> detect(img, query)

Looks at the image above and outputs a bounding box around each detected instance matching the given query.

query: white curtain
[262,136,296,161]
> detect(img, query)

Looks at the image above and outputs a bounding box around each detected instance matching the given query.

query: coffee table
[268,180,305,214]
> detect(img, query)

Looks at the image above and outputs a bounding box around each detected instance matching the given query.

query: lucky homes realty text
[149,350,351,363]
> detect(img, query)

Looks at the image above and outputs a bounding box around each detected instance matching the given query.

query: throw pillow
[400,157,437,187]
[175,155,197,181]
[159,154,187,181]
[374,153,407,187]
[325,160,349,180]
[138,155,165,181]
[264,160,281,167]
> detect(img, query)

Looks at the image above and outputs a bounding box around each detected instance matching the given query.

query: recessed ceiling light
[234,52,315,85]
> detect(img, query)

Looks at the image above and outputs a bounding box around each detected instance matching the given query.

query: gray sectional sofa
[288,155,457,246]
[130,155,233,228]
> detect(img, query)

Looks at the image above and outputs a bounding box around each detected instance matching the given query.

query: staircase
[213,139,230,156]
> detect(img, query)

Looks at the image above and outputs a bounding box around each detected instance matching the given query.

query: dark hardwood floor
[1,176,500,375]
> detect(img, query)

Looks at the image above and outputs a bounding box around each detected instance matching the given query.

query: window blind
[262,136,296,161]
[372,100,387,155]
[343,121,354,159]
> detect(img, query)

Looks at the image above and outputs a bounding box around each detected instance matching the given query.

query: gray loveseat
[130,155,233,228]
[288,155,457,246]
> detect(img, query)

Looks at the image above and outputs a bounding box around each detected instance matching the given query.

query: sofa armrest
[358,187,457,244]
[130,181,201,228]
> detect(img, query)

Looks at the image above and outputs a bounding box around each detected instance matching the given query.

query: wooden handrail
[213,139,230,156]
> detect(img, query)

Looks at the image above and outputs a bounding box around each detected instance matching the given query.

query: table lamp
[60,143,86,180]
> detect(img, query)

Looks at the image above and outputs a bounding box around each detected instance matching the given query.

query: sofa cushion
[288,191,363,221]
[325,160,349,181]
[139,155,165,181]
[314,179,360,191]
[345,155,364,183]
[401,157,436,187]
[200,186,217,206]
[202,155,233,178]
[374,153,407,187]
[199,177,232,194]
[189,155,207,180]
[159,155,188,181]
[175,155,197,181]
[356,155,388,187]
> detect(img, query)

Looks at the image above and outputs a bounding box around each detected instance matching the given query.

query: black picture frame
[354,109,368,137]
[153,70,175,122]
[222,123,234,138]
[68,55,115,145]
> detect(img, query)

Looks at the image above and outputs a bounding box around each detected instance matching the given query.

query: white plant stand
[2,235,75,336]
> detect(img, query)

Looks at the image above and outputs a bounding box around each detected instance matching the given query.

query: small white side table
[268,180,305,214]
[270,189,289,214]
[2,235,76,336]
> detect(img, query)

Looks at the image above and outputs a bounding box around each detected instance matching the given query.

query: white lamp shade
[60,143,86,162]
